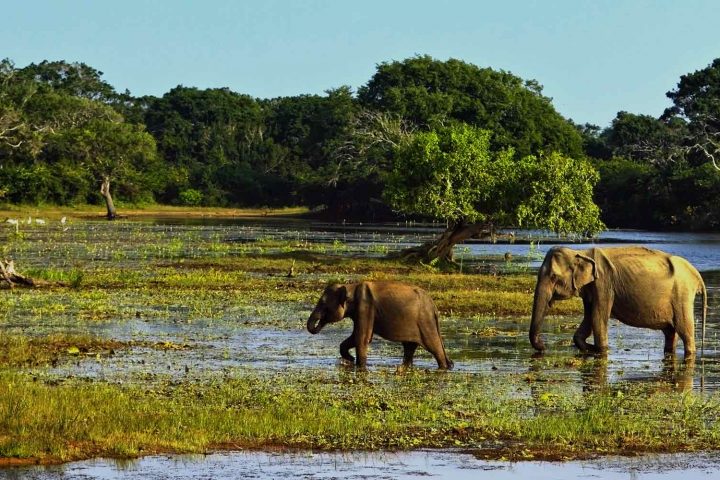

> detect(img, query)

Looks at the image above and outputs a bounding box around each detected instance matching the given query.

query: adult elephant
[529,246,707,356]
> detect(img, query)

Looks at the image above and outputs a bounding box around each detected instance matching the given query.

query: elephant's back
[669,255,705,290]
[605,247,675,278]
[364,281,433,302]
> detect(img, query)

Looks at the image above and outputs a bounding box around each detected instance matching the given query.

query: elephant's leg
[573,321,594,351]
[674,302,696,357]
[354,327,372,369]
[339,334,355,363]
[397,342,419,371]
[574,297,601,353]
[574,299,595,352]
[353,286,375,370]
[663,326,677,355]
[355,342,369,370]
[590,301,611,353]
[421,334,452,370]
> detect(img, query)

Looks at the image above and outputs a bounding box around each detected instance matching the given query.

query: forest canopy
[1,55,719,231]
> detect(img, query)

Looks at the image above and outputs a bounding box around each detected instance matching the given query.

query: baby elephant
[307,281,453,370]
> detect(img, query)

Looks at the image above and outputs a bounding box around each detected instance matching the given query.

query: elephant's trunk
[307,310,323,334]
[529,276,552,352]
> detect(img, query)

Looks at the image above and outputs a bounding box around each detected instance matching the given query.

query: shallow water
[4,218,720,270]
[6,450,720,479]
[2,219,719,392]
[3,218,720,474]
[21,312,718,392]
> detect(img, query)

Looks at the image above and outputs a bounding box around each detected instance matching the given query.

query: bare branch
[620,112,720,171]
[326,110,413,186]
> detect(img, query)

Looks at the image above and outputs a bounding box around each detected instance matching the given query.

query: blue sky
[3,0,719,127]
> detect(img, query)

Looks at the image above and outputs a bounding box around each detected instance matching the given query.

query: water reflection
[8,450,720,479]
[7,218,719,271]
[577,355,697,393]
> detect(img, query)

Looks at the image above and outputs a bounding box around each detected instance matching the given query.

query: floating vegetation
[0,212,718,465]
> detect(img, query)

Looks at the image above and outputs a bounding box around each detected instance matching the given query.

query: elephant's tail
[701,280,708,355]
[434,309,454,370]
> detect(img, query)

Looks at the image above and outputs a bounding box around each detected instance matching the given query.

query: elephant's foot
[573,336,595,353]
[574,338,607,355]
[338,357,355,369]
[590,345,609,356]
[396,363,412,374]
[437,359,454,370]
[683,350,697,359]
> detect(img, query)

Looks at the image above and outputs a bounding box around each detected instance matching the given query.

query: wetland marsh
[1,213,720,475]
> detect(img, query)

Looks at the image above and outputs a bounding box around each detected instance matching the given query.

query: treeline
[1,55,719,229]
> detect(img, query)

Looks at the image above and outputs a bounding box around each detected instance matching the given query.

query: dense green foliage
[0,60,159,205]
[386,124,603,235]
[358,56,584,158]
[2,54,719,230]
[581,58,720,230]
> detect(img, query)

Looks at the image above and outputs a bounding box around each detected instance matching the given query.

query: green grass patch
[0,335,126,368]
[0,371,719,463]
[4,252,582,325]
[0,220,602,465]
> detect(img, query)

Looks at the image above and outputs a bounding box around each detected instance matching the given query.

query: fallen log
[0,259,36,288]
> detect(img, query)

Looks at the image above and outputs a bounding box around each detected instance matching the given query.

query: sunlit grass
[0,216,609,465]
[0,205,309,220]
[0,370,718,463]
[5,257,582,322]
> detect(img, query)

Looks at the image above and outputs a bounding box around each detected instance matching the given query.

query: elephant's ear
[572,254,596,291]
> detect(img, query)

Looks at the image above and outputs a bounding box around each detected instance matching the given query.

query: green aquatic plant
[0,371,719,464]
[1,213,710,467]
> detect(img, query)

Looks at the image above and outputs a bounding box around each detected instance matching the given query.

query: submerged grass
[6,255,581,320]
[0,334,192,369]
[0,216,656,465]
[1,370,719,464]
[0,335,126,368]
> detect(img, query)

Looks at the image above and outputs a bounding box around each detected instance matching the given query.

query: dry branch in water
[0,259,36,288]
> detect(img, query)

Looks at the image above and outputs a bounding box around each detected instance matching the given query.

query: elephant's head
[529,247,597,351]
[307,283,351,334]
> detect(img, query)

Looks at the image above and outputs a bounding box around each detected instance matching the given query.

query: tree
[385,124,604,262]
[600,111,686,163]
[358,55,584,158]
[664,58,720,170]
[47,108,158,218]
[315,107,412,219]
[144,86,278,205]
[0,58,45,156]
[576,122,612,160]
[17,60,118,103]
[263,86,362,209]
[0,58,163,209]
[592,158,656,228]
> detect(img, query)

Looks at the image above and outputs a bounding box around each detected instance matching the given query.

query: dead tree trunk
[393,222,492,263]
[100,176,117,220]
[0,259,35,288]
